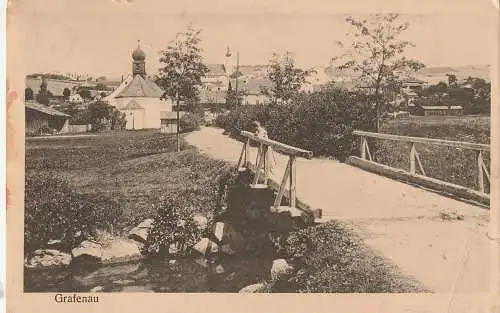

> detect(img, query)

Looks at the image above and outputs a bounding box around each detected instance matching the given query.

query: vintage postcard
[5,0,499,312]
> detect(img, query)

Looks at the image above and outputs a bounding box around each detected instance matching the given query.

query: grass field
[376,115,490,193]
[25,130,230,231]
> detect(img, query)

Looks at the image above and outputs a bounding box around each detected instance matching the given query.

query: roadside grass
[375,116,490,192]
[25,130,231,232]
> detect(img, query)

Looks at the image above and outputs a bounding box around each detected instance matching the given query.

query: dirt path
[186,126,491,294]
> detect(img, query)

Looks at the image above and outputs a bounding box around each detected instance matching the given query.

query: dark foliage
[179,112,200,133]
[24,172,122,255]
[216,89,377,161]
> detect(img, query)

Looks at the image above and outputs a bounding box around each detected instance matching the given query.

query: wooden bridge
[186,127,493,293]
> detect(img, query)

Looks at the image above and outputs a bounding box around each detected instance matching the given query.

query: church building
[104,42,172,130]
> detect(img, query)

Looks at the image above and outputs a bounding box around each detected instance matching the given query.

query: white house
[69,94,84,103]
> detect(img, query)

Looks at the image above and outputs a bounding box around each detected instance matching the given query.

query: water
[25,254,276,293]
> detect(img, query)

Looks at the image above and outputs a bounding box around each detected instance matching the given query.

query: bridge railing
[351,130,491,205]
[236,131,318,221]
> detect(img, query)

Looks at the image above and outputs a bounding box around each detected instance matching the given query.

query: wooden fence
[236,131,321,222]
[350,130,491,205]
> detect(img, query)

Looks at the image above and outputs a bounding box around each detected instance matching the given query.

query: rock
[113,279,135,286]
[24,249,72,269]
[215,264,225,274]
[193,214,208,230]
[212,222,244,252]
[72,241,103,263]
[128,219,154,244]
[270,259,293,283]
[192,238,219,256]
[238,283,269,293]
[168,260,177,265]
[90,286,104,292]
[221,243,236,255]
[194,258,209,268]
[101,238,142,264]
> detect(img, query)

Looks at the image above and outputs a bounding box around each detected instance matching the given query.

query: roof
[205,64,226,76]
[230,78,273,95]
[421,105,463,110]
[114,75,164,98]
[25,102,71,117]
[122,100,144,110]
[160,111,186,119]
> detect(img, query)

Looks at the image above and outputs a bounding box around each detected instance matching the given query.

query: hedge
[215,89,377,161]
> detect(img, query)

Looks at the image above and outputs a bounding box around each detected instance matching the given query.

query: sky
[7,0,498,80]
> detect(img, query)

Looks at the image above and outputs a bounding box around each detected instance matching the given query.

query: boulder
[270,259,293,283]
[90,286,104,292]
[128,219,154,244]
[193,214,208,230]
[212,222,244,252]
[72,241,103,263]
[101,238,142,264]
[24,249,72,269]
[214,264,225,274]
[238,283,269,293]
[192,237,219,256]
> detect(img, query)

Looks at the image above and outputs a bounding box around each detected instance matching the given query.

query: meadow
[376,115,491,193]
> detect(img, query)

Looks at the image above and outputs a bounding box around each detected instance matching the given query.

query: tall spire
[225,46,231,57]
[132,40,146,77]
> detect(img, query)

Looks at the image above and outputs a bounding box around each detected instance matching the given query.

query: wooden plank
[241,131,314,159]
[364,138,372,161]
[236,142,246,169]
[410,143,416,174]
[244,138,250,165]
[353,130,490,151]
[360,137,366,159]
[415,149,426,176]
[347,156,490,206]
[477,150,485,193]
[252,148,265,185]
[263,146,270,184]
[273,159,291,207]
[289,156,297,208]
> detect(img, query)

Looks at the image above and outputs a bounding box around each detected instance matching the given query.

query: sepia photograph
[11,0,497,299]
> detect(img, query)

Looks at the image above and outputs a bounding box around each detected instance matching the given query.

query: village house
[414,105,464,117]
[25,102,71,135]
[103,43,173,130]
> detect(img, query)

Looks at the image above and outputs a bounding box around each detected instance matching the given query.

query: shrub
[218,90,376,160]
[284,222,426,293]
[24,172,122,255]
[180,112,200,133]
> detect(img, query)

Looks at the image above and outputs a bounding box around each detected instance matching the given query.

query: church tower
[224,46,233,77]
[132,41,146,78]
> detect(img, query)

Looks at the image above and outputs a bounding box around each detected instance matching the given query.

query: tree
[156,25,209,110]
[78,88,91,100]
[25,87,34,101]
[446,74,457,87]
[263,52,307,105]
[36,78,50,105]
[427,81,448,104]
[333,14,425,132]
[63,88,71,101]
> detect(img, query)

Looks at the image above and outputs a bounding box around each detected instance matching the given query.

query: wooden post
[244,138,250,167]
[273,158,291,207]
[289,156,297,208]
[410,142,416,174]
[237,142,246,170]
[263,146,269,184]
[361,137,366,159]
[477,150,485,193]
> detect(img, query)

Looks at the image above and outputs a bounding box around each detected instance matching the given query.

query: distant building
[25,102,71,135]
[69,94,84,103]
[103,42,173,130]
[414,105,464,117]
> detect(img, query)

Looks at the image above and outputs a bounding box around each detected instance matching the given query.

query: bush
[180,112,200,133]
[142,158,238,257]
[284,222,426,293]
[218,90,376,160]
[24,172,122,255]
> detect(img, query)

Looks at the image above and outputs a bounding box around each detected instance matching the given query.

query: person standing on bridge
[252,121,277,173]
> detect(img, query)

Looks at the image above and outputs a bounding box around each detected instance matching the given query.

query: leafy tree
[446,74,457,87]
[36,78,50,105]
[156,25,209,112]
[225,88,245,109]
[25,87,34,101]
[78,88,91,100]
[263,52,307,105]
[427,81,448,104]
[333,14,425,132]
[87,101,126,131]
[63,88,71,101]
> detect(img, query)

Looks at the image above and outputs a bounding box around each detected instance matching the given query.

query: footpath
[185,127,492,295]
